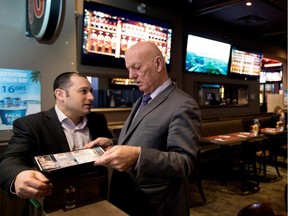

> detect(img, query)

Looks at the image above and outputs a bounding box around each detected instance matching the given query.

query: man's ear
[54,88,66,101]
[155,56,163,71]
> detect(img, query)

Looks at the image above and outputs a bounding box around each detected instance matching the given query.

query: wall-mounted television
[229,47,263,80]
[260,71,282,83]
[184,34,231,76]
[81,1,173,70]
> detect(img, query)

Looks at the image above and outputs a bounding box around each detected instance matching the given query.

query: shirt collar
[149,79,172,99]
[55,105,67,123]
[55,105,88,129]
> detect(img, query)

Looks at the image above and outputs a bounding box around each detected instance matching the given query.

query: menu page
[33,147,105,172]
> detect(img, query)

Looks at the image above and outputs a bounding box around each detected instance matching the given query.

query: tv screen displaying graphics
[0,68,41,131]
[81,1,173,70]
[184,34,231,75]
[260,71,282,83]
[229,47,263,79]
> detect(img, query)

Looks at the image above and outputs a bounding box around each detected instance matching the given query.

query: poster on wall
[0,68,41,131]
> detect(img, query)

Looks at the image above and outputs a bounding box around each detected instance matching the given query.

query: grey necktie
[138,94,152,111]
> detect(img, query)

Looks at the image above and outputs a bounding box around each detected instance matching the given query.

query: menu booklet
[33,147,105,173]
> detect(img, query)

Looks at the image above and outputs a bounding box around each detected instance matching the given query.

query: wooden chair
[219,141,260,194]
[273,143,288,165]
[188,150,207,205]
[254,136,285,181]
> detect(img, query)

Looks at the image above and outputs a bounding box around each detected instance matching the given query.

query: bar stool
[237,202,276,216]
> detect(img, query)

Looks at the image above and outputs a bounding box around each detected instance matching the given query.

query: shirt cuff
[9,179,17,195]
[134,148,141,170]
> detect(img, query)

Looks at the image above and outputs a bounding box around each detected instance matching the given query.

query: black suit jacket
[0,108,113,193]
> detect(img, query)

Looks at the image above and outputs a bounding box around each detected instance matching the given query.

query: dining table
[200,132,265,146]
[200,131,264,195]
[260,128,287,136]
[200,134,245,146]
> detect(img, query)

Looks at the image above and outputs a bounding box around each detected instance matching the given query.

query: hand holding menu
[33,147,105,172]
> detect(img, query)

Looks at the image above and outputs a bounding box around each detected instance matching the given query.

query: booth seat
[200,119,243,153]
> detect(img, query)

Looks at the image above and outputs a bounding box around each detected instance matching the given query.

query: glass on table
[64,185,77,209]
[276,121,284,131]
[250,124,259,136]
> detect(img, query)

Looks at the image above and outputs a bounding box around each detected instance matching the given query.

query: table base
[258,173,283,183]
[220,180,261,196]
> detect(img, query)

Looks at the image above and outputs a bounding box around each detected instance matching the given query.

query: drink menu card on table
[261,128,286,135]
[201,135,246,145]
[33,147,105,173]
[228,132,262,138]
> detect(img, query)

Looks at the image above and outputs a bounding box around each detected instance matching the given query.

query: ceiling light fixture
[137,3,146,14]
[246,1,252,6]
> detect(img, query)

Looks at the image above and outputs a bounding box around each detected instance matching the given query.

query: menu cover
[33,147,105,173]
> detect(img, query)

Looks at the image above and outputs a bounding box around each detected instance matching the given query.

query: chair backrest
[237,202,275,216]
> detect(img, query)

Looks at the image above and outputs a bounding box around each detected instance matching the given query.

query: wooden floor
[189,160,287,216]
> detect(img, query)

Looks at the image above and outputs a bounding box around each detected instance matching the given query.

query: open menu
[33,147,105,173]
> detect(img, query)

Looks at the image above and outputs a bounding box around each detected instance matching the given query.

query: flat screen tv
[229,47,263,80]
[184,34,231,76]
[81,1,173,70]
[260,71,282,83]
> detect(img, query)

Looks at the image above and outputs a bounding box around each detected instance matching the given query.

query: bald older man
[86,41,201,216]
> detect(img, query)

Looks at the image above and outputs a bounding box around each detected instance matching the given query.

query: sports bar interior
[0,0,287,215]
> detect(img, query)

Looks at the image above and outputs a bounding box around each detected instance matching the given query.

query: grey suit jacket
[109,83,201,216]
[0,108,113,193]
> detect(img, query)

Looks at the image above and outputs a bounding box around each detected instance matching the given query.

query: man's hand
[14,170,53,199]
[84,137,113,151]
[93,145,141,172]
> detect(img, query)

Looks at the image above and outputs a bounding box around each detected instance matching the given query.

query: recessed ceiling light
[137,3,146,14]
[246,1,252,6]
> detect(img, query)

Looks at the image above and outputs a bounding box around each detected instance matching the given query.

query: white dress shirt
[55,105,91,150]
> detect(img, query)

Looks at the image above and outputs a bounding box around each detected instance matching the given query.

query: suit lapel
[119,100,140,143]
[119,83,176,144]
[44,108,70,152]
